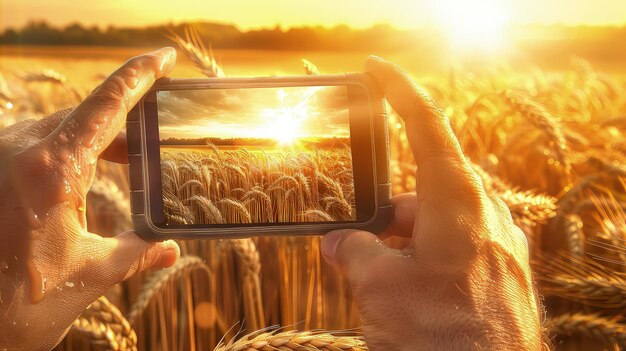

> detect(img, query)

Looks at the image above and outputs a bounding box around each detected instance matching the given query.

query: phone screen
[155,86,357,225]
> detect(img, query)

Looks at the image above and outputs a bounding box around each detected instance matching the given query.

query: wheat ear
[302,59,320,75]
[502,90,571,178]
[126,255,211,324]
[214,329,367,351]
[546,313,626,347]
[534,253,626,308]
[168,26,224,77]
[72,296,138,351]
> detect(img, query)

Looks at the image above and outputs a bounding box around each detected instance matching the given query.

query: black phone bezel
[144,83,375,227]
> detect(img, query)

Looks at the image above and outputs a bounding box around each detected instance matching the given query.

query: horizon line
[2,19,626,32]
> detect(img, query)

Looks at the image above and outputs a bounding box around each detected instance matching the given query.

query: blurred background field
[2,1,626,349]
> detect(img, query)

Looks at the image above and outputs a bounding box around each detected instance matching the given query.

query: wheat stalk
[223,239,265,330]
[127,255,212,324]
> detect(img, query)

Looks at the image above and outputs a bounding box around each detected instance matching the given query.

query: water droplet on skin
[58,131,69,145]
[126,77,139,89]
[65,281,75,288]
[82,124,99,148]
[93,116,106,124]
[0,260,8,272]
[77,281,85,292]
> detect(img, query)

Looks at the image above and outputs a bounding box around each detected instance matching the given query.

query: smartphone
[126,74,391,240]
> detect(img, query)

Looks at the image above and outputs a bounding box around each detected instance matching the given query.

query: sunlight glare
[259,89,309,145]
[433,0,510,51]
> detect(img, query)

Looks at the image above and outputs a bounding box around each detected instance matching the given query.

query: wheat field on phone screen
[1,22,626,351]
[160,146,356,224]
[158,86,356,225]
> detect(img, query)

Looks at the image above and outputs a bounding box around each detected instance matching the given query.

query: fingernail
[156,47,177,73]
[321,230,348,262]
[368,55,384,62]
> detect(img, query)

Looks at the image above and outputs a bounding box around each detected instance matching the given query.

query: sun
[259,94,308,145]
[432,0,510,51]
[257,88,319,145]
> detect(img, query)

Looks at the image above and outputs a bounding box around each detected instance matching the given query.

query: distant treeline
[161,136,350,148]
[3,21,626,61]
[0,21,415,51]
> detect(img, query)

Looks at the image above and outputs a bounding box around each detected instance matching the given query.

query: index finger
[365,56,467,169]
[46,47,176,164]
[365,57,484,195]
[365,57,489,261]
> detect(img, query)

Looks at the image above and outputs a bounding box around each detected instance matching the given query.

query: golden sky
[157,86,350,143]
[1,0,625,30]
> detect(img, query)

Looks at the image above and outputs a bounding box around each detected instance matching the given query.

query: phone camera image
[156,86,357,225]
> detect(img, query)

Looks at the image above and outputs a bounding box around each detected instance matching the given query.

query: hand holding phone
[320,57,542,350]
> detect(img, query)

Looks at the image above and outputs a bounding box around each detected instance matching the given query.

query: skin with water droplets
[0,260,8,272]
[27,261,45,304]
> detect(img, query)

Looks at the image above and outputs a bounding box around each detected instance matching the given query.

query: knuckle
[125,55,146,69]
[92,76,127,106]
[134,251,151,276]
[335,231,378,264]
[127,52,160,73]
[13,146,55,176]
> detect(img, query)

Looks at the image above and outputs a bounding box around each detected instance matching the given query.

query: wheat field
[1,27,625,350]
[160,144,356,225]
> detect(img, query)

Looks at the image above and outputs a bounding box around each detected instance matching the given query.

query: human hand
[0,48,180,351]
[321,57,542,350]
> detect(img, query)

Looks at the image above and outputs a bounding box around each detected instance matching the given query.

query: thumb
[321,229,389,281]
[99,231,180,283]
